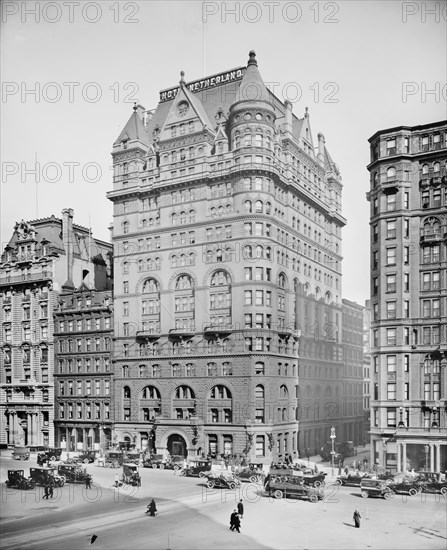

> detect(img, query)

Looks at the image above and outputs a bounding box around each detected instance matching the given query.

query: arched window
[123,221,129,234]
[122,366,129,378]
[244,130,252,146]
[141,385,161,399]
[143,278,159,293]
[174,385,195,399]
[279,385,288,399]
[387,166,396,179]
[421,163,429,174]
[189,210,195,222]
[255,200,263,213]
[278,272,286,289]
[433,162,440,173]
[255,385,265,399]
[325,291,332,304]
[175,275,193,290]
[244,200,252,213]
[123,386,131,398]
[210,385,232,399]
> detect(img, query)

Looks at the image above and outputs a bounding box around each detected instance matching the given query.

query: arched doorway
[167,434,188,457]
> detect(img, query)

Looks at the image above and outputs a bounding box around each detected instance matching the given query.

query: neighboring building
[340,299,364,445]
[0,209,112,447]
[107,51,345,462]
[367,120,447,473]
[53,287,113,452]
[363,300,372,444]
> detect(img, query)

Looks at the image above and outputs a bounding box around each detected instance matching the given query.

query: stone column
[397,442,401,472]
[435,443,441,473]
[430,443,435,472]
[402,443,407,473]
[27,413,32,446]
[11,413,18,445]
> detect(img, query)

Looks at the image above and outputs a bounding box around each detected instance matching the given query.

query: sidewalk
[299,444,372,482]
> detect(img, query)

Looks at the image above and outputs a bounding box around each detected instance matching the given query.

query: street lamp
[330,426,336,476]
[424,444,429,471]
[398,406,405,428]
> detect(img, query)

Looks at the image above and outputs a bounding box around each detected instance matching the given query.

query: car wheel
[60,476,66,483]
[361,491,369,499]
[309,495,318,503]
[179,470,186,477]
[409,488,417,497]
[334,479,342,486]
[199,472,206,478]
[151,464,156,469]
[249,475,258,483]
[274,490,283,499]
[113,461,119,469]
[29,481,36,489]
[314,481,322,488]
[84,459,90,464]
[385,479,393,486]
[173,465,179,471]
[160,464,164,470]
[207,481,215,489]
[440,487,447,496]
[228,482,236,490]
[384,491,393,500]
[50,456,56,461]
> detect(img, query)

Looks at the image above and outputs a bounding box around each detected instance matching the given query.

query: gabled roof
[214,124,228,142]
[159,73,215,142]
[114,109,150,147]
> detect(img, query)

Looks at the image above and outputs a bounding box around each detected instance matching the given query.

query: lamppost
[424,444,429,471]
[330,426,336,476]
[398,406,405,428]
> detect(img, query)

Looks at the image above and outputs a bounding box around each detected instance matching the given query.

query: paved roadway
[1,455,446,550]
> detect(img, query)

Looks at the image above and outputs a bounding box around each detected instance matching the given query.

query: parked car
[123,451,142,465]
[265,474,324,503]
[235,464,265,483]
[301,471,327,488]
[37,447,63,465]
[179,460,212,478]
[334,473,369,487]
[417,479,447,495]
[30,467,65,487]
[387,479,422,496]
[142,454,166,469]
[5,470,35,490]
[11,446,30,461]
[206,472,241,490]
[97,451,124,468]
[360,479,394,499]
[73,451,97,464]
[122,463,141,486]
[57,464,90,484]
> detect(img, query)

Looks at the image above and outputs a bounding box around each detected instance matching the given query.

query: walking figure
[237,499,244,519]
[147,499,157,517]
[230,510,240,532]
[353,509,361,528]
[43,484,49,500]
[48,481,54,499]
[85,474,92,490]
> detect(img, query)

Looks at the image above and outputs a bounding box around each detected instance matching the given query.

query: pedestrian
[230,510,238,531]
[147,499,157,517]
[85,474,92,490]
[43,483,49,500]
[233,513,241,533]
[353,509,361,528]
[114,473,119,488]
[237,499,244,519]
[48,481,54,498]
[344,466,349,475]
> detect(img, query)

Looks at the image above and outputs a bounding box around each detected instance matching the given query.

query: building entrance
[167,434,187,457]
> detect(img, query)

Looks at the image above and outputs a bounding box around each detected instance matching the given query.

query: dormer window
[177,101,189,117]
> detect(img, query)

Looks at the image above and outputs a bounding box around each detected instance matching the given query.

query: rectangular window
[404,273,409,292]
[404,219,410,238]
[386,328,396,346]
[387,384,396,400]
[386,301,396,319]
[404,301,410,318]
[387,408,396,427]
[255,290,263,306]
[387,355,397,372]
[404,192,409,209]
[386,194,396,212]
[404,246,410,265]
[244,291,252,305]
[404,355,409,372]
[386,247,396,265]
[386,220,396,239]
[386,274,396,293]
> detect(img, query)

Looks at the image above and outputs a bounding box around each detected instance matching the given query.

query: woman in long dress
[353,509,361,528]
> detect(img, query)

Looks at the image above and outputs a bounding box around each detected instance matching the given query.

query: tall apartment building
[53,288,113,452]
[367,121,447,473]
[107,51,345,462]
[0,210,112,447]
[341,299,364,445]
[363,300,372,444]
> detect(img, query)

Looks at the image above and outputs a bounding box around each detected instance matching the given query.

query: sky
[1,0,446,305]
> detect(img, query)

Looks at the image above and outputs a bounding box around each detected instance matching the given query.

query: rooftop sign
[159,67,245,102]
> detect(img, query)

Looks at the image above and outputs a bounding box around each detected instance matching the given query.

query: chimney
[144,109,154,127]
[135,104,145,122]
[284,100,293,137]
[61,208,75,290]
[317,132,325,166]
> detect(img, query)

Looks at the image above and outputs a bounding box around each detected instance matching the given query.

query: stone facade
[107,51,345,463]
[367,120,447,473]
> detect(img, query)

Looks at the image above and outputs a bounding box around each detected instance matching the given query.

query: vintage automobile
[416,475,447,495]
[301,471,327,488]
[73,451,97,464]
[11,446,30,461]
[387,479,422,496]
[30,467,65,487]
[265,474,324,502]
[37,447,64,465]
[122,463,141,486]
[57,464,90,484]
[123,451,142,465]
[334,473,370,487]
[206,472,241,490]
[97,451,124,468]
[235,464,265,483]
[360,479,394,499]
[179,460,212,478]
[5,470,36,490]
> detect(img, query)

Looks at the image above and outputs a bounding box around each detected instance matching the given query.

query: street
[1,455,446,550]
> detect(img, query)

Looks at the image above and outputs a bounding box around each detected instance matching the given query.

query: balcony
[204,325,233,336]
[420,230,443,243]
[169,327,195,338]
[277,327,301,339]
[136,329,161,340]
[395,426,445,435]
[0,272,52,287]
